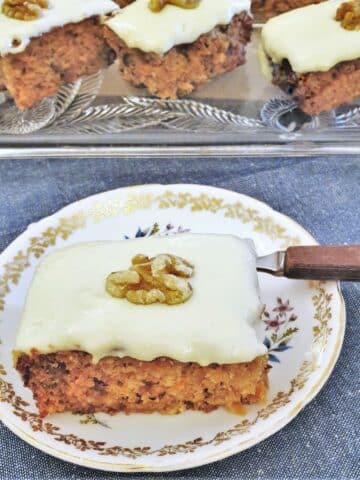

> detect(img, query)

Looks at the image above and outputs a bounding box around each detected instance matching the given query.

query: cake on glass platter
[259,0,360,114]
[0,0,119,109]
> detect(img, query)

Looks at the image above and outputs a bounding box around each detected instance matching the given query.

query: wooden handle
[284,245,360,281]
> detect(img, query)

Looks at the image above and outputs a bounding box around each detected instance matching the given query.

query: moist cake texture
[268,57,360,115]
[1,18,115,110]
[15,234,268,417]
[260,0,360,114]
[252,0,325,20]
[16,352,268,417]
[0,0,118,109]
[104,0,252,98]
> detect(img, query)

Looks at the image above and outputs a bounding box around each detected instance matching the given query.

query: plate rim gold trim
[0,184,345,472]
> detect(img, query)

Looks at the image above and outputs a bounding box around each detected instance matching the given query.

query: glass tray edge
[1,143,360,159]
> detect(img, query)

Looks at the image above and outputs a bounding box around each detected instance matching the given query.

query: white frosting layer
[0,0,118,56]
[15,234,266,366]
[261,0,360,73]
[105,0,250,54]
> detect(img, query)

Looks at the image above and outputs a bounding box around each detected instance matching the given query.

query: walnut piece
[2,0,48,21]
[148,0,201,13]
[106,253,195,305]
[335,0,360,30]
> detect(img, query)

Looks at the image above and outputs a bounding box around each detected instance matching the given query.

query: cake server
[256,245,360,281]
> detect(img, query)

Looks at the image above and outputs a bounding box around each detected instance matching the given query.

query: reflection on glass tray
[1,31,360,146]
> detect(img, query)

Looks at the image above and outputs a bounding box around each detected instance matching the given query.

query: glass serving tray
[1,30,360,157]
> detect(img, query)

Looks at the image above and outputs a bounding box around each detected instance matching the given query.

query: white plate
[0,184,345,472]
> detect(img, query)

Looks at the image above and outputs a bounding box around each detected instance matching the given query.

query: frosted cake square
[104,0,253,99]
[259,0,360,114]
[14,234,268,417]
[0,0,118,109]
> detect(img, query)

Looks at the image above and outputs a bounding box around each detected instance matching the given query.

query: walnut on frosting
[2,0,48,21]
[148,0,201,13]
[106,253,195,305]
[335,0,360,30]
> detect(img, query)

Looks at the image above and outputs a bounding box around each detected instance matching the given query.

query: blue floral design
[124,223,190,240]
[263,297,299,364]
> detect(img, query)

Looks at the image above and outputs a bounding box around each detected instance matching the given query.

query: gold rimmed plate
[0,184,345,472]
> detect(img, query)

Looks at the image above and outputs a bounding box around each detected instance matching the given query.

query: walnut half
[148,0,201,13]
[106,253,195,305]
[335,0,360,30]
[2,0,48,21]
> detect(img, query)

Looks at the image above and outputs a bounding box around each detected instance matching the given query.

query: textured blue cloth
[0,157,359,480]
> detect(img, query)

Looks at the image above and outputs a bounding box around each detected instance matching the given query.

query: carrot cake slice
[14,234,268,417]
[259,0,360,115]
[104,0,253,99]
[0,0,118,109]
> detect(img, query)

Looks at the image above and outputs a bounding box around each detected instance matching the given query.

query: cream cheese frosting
[0,0,118,56]
[105,0,251,55]
[261,0,360,74]
[15,234,267,366]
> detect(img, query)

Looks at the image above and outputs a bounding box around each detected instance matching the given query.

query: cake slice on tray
[14,234,268,417]
[259,0,360,115]
[0,0,119,109]
[104,0,253,99]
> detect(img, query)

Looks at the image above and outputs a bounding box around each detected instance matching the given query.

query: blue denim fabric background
[0,157,359,480]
